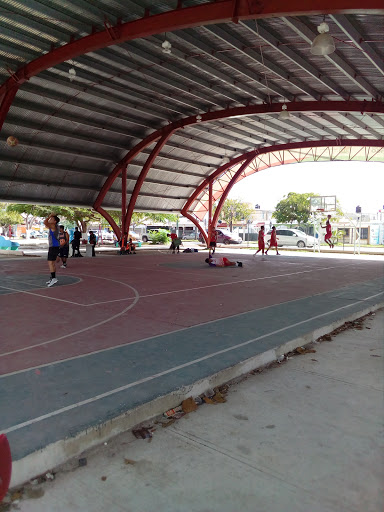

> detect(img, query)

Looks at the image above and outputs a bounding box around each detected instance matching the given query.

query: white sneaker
[47,278,58,287]
[60,264,66,268]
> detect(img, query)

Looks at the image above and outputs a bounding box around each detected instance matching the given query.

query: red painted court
[1,250,382,377]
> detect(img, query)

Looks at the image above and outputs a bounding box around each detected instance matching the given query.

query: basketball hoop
[316,208,325,213]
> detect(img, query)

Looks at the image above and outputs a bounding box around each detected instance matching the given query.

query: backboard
[310,196,337,213]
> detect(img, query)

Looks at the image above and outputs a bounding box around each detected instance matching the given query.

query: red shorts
[324,234,332,241]
[222,257,232,266]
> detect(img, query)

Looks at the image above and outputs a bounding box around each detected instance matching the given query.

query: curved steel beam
[123,131,175,234]
[183,138,384,222]
[211,154,255,232]
[0,2,383,130]
[94,206,120,239]
[179,209,207,245]
[93,100,384,212]
[1,2,383,97]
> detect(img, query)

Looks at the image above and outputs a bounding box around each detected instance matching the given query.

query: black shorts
[47,246,60,261]
[209,241,216,247]
[59,246,69,258]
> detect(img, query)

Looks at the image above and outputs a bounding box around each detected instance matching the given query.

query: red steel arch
[93,101,384,238]
[0,1,383,129]
[181,140,384,245]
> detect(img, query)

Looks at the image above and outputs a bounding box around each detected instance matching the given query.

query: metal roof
[0,1,383,220]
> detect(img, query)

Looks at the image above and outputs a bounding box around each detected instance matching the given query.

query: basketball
[6,136,18,147]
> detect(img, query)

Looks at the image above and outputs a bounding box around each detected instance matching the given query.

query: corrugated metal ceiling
[0,0,383,214]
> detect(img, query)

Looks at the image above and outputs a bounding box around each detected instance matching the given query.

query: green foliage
[218,199,254,231]
[274,192,317,225]
[6,204,52,230]
[149,229,169,244]
[0,203,23,227]
[131,212,178,229]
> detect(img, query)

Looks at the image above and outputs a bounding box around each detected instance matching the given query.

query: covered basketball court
[0,0,383,489]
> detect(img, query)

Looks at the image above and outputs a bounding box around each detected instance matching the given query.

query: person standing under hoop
[321,215,334,248]
[265,226,280,255]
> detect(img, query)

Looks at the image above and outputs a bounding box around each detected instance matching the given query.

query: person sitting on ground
[128,238,136,254]
[205,256,242,267]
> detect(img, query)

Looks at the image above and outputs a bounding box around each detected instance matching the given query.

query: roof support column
[121,166,127,233]
[208,180,213,247]
[93,206,120,239]
[123,130,175,234]
[211,154,255,230]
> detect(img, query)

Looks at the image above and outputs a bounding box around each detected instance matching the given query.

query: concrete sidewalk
[7,309,383,512]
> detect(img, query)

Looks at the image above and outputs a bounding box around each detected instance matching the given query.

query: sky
[228,160,384,214]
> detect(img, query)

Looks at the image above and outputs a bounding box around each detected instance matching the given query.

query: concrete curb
[10,300,384,488]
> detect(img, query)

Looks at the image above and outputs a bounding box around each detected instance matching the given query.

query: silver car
[267,228,315,248]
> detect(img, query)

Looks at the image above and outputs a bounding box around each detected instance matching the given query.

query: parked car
[98,232,116,244]
[199,229,242,245]
[182,231,198,240]
[266,228,315,248]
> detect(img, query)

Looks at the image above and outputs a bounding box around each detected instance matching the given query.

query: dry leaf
[182,397,198,413]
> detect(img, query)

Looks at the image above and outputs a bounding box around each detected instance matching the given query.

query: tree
[55,207,100,234]
[6,204,52,237]
[0,203,23,233]
[273,192,317,225]
[218,199,254,231]
[130,212,178,230]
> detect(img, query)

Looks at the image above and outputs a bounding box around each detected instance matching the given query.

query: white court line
[1,282,371,378]
[0,284,85,306]
[83,265,341,306]
[2,290,383,435]
[0,276,140,358]
[0,264,365,357]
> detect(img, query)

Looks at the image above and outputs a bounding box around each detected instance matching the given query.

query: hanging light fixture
[279,103,290,120]
[311,22,335,56]
[196,114,202,122]
[68,67,76,82]
[162,39,172,54]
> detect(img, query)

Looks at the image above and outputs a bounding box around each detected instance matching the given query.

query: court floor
[0,250,383,464]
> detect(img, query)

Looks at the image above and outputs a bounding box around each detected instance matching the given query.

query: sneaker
[47,278,58,287]
[237,262,243,267]
[60,264,66,268]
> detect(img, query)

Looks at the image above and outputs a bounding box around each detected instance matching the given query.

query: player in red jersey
[265,226,280,255]
[209,229,217,256]
[321,215,334,248]
[254,225,265,256]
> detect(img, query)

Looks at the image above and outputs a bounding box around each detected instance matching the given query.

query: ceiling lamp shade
[68,67,76,82]
[279,104,290,120]
[196,114,202,122]
[162,40,172,54]
[311,22,335,56]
